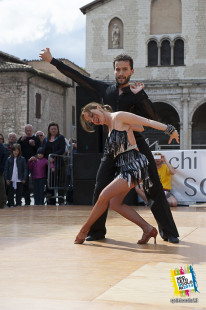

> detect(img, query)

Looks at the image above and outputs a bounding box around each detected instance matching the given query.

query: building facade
[0,52,89,141]
[80,0,206,150]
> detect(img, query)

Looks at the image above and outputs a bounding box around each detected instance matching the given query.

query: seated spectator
[4,144,27,207]
[154,152,178,207]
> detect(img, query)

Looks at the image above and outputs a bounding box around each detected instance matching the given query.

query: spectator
[0,142,7,209]
[42,122,66,205]
[17,124,41,205]
[28,147,54,205]
[4,132,17,155]
[154,152,178,207]
[4,144,27,207]
[0,133,5,144]
[66,139,77,204]
[35,131,45,146]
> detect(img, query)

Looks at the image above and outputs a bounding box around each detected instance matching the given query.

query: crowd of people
[0,123,75,208]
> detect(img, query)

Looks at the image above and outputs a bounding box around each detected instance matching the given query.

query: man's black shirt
[51,58,158,121]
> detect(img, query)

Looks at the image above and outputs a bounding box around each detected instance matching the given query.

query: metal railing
[47,154,70,205]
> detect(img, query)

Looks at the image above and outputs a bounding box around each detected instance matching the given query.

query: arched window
[108,18,123,49]
[148,40,158,66]
[161,40,171,65]
[174,39,184,65]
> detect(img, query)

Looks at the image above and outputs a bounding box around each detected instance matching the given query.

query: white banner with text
[152,150,206,203]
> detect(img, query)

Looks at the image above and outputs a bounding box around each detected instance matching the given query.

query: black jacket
[42,134,66,159]
[17,135,41,161]
[0,143,7,175]
[4,156,28,181]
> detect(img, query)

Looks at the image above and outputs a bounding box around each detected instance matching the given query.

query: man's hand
[168,130,179,144]
[39,48,53,63]
[130,82,144,94]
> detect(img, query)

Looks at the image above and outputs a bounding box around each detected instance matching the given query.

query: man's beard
[116,75,131,86]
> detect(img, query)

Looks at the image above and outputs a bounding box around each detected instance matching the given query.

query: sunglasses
[37,135,43,137]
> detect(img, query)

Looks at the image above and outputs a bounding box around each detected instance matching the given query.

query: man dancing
[39,48,179,243]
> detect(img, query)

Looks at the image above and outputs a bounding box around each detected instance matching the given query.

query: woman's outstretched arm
[116,111,179,144]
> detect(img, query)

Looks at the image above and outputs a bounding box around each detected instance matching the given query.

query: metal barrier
[47,154,71,205]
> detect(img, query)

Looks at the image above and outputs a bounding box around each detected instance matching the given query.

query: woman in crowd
[74,102,179,244]
[42,122,66,205]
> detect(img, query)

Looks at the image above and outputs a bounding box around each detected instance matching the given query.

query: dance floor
[0,205,205,310]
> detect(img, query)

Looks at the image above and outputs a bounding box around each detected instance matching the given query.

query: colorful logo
[170,264,199,298]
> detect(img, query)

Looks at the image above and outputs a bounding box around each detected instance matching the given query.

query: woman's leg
[75,178,157,244]
[110,190,153,233]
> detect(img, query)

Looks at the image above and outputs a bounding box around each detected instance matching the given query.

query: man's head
[113,54,133,70]
[113,54,134,87]
[153,152,163,165]
[36,131,45,142]
[24,124,33,137]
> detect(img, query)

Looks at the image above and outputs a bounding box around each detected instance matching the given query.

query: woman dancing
[74,102,179,244]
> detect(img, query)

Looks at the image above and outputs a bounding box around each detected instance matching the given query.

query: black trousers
[89,135,179,238]
[7,182,23,206]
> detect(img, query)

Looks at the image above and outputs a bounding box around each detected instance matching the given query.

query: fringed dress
[104,129,152,191]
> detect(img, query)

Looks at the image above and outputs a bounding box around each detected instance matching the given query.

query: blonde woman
[74,102,179,244]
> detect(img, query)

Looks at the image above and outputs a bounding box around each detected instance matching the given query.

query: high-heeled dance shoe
[137,227,158,244]
[74,230,88,244]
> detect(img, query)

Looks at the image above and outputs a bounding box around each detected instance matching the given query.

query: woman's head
[80,102,112,132]
[47,122,60,139]
[0,133,4,143]
[11,144,22,157]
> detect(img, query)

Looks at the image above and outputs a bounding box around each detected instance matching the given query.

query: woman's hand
[130,82,144,94]
[168,130,179,144]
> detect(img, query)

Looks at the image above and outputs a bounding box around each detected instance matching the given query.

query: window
[161,40,171,65]
[148,40,158,66]
[35,93,41,119]
[174,39,184,65]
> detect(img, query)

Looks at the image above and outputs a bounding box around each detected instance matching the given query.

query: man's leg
[86,155,116,241]
[135,135,179,242]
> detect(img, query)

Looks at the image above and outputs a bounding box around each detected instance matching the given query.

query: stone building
[80,0,206,150]
[0,51,89,142]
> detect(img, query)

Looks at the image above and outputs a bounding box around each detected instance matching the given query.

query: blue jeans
[33,178,46,205]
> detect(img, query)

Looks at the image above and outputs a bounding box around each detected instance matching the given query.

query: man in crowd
[18,124,41,205]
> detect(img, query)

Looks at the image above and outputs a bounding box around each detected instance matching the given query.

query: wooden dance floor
[0,205,206,310]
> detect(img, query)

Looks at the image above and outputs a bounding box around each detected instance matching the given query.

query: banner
[152,150,206,203]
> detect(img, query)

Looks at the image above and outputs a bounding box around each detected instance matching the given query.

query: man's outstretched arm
[39,48,108,97]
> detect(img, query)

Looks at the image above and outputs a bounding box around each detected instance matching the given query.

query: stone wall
[85,0,206,81]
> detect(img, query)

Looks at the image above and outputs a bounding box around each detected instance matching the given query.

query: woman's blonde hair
[80,102,112,132]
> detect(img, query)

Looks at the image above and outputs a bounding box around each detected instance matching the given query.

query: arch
[108,17,123,49]
[192,102,206,148]
[148,40,158,66]
[174,38,184,65]
[142,102,180,149]
[150,0,182,35]
[161,40,171,65]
